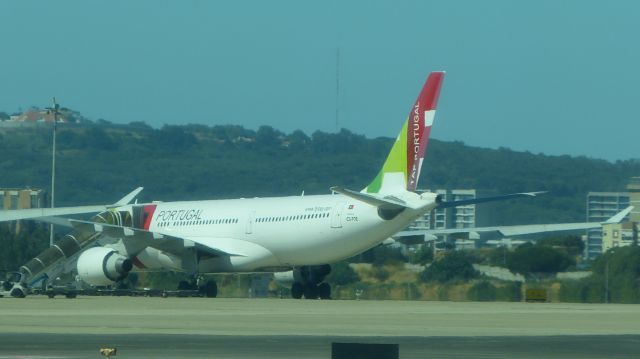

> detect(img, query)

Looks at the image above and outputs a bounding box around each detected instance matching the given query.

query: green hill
[1,121,638,225]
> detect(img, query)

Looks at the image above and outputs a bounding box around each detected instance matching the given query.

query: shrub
[507,243,574,275]
[326,261,360,286]
[420,251,478,283]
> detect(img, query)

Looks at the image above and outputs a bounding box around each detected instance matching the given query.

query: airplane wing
[436,191,546,208]
[0,187,143,223]
[419,222,602,237]
[394,206,634,241]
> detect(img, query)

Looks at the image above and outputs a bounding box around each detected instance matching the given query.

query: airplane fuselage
[131,194,435,273]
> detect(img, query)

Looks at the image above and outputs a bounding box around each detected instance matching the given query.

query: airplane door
[132,205,144,228]
[331,202,345,228]
[246,211,255,234]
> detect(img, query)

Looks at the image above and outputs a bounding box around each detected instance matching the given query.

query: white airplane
[0,71,542,299]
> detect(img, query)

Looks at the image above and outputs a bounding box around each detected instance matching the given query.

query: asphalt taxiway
[0,297,639,358]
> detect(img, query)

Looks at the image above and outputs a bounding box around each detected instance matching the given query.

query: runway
[1,297,639,358]
[1,333,639,359]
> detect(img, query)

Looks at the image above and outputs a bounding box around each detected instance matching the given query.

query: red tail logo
[407,71,445,191]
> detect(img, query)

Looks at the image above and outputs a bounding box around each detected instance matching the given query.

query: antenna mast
[335,47,340,132]
[48,98,60,246]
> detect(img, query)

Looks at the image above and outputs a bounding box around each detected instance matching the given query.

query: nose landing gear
[177,276,218,298]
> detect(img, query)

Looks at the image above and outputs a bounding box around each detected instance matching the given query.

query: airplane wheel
[10,287,26,298]
[303,284,318,299]
[65,292,77,299]
[291,282,303,299]
[203,280,218,298]
[318,282,331,300]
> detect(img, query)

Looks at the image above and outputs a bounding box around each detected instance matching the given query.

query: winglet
[112,187,144,207]
[604,206,634,224]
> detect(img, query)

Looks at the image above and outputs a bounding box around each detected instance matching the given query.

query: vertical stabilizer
[363,71,445,194]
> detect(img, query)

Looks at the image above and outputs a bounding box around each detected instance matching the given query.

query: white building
[411,189,477,249]
[585,192,630,260]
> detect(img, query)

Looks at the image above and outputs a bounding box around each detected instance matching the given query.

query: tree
[128,121,153,131]
[153,125,196,150]
[420,251,478,283]
[255,125,283,149]
[0,224,49,271]
[559,247,640,304]
[409,245,433,265]
[87,127,117,151]
[538,235,584,256]
[286,130,310,151]
[506,243,574,275]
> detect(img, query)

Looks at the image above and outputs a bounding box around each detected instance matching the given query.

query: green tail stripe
[365,119,408,193]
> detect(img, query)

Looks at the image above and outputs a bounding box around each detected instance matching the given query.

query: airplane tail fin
[363,71,445,194]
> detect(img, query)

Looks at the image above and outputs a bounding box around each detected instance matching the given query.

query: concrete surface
[1,297,639,337]
[1,297,640,358]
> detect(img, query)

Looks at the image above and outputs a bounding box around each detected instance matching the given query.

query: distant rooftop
[3,107,86,124]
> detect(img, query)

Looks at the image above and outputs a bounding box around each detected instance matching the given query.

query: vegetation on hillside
[1,120,638,225]
[0,223,49,272]
[560,246,640,303]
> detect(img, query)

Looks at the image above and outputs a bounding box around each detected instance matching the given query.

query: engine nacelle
[76,247,132,286]
[273,270,296,286]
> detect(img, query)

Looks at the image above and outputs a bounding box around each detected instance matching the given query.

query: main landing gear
[177,276,218,298]
[290,265,332,300]
[291,282,331,300]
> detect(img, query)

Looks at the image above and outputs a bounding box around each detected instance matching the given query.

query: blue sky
[1,1,638,162]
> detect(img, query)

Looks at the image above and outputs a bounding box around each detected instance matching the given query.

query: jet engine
[273,270,296,286]
[76,247,132,286]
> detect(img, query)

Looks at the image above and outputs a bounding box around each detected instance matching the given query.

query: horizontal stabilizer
[331,186,407,210]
